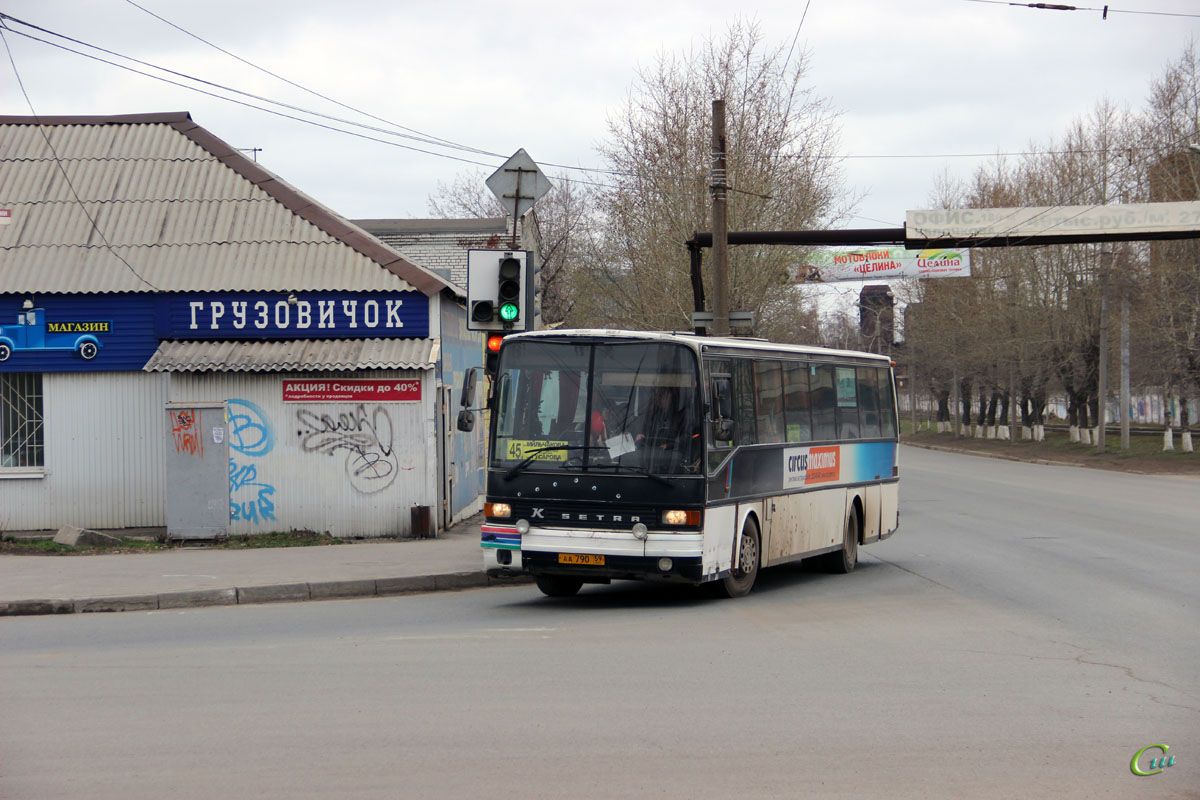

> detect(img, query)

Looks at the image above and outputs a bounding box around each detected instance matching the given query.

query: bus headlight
[486,502,512,519]
[661,509,702,526]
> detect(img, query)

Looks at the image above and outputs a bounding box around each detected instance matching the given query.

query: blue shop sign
[0,295,155,372]
[0,291,430,373]
[163,291,428,340]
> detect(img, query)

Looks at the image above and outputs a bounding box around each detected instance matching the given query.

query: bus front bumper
[482,526,704,583]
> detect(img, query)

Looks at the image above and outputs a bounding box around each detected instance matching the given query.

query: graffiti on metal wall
[295,404,409,494]
[227,398,276,523]
[169,409,203,457]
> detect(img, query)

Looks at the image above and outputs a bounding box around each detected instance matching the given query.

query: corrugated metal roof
[143,338,438,372]
[0,114,458,297]
[0,243,413,292]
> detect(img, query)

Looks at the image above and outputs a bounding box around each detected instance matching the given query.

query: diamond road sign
[486,149,553,220]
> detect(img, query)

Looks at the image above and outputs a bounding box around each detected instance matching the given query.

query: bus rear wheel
[536,575,583,597]
[819,507,859,574]
[716,517,760,598]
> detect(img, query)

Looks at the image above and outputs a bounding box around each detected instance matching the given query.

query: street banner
[792,247,971,283]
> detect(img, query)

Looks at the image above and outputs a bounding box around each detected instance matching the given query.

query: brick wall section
[354,218,534,292]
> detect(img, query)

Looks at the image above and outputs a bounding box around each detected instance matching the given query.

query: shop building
[0,112,487,537]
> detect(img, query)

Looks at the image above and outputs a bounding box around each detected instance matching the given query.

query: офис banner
[791,247,971,283]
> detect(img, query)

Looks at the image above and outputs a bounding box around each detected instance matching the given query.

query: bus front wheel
[717,517,760,598]
[536,575,583,598]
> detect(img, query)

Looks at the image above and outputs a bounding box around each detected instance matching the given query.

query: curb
[0,571,533,617]
[904,440,1124,470]
[903,439,1198,476]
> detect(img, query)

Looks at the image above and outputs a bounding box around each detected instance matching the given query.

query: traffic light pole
[510,169,522,250]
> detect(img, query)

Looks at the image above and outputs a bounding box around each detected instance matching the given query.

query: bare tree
[1141,45,1200,452]
[577,20,848,335]
[427,170,505,218]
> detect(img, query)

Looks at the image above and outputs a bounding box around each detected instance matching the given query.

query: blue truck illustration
[0,308,108,361]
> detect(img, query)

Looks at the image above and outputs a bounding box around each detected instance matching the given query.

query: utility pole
[711,99,730,337]
[1098,249,1119,453]
[1097,273,1108,453]
[1121,292,1131,450]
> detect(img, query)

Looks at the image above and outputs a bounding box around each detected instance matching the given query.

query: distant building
[858,285,894,352]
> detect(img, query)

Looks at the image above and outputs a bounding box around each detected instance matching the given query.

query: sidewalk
[0,514,522,616]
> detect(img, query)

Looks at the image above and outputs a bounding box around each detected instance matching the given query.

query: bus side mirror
[456,368,481,432]
[711,376,736,441]
[712,376,733,419]
[460,368,478,408]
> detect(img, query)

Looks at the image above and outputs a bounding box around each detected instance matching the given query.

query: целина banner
[792,247,971,283]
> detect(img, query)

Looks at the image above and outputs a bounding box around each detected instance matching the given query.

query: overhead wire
[919,86,1200,252]
[119,0,489,156]
[3,8,1196,233]
[0,20,160,291]
[5,10,1180,195]
[0,12,500,159]
[0,12,632,194]
[960,0,1200,18]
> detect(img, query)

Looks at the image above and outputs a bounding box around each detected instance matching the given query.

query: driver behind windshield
[634,385,700,471]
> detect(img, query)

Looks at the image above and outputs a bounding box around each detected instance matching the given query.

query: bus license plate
[558,553,605,566]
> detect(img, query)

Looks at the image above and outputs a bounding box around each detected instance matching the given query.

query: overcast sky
[2,0,1199,234]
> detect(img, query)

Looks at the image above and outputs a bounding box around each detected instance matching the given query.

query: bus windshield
[491,340,703,476]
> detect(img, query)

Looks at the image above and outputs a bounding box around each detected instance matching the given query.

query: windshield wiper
[503,445,590,480]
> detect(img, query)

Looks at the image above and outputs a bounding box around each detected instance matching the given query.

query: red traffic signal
[485,333,505,375]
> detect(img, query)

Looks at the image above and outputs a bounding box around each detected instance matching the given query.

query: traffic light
[467,250,528,332]
[484,332,504,376]
[497,256,521,324]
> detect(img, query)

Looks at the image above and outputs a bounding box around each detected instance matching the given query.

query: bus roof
[503,328,893,364]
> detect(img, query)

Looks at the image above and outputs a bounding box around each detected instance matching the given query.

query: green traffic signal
[497,256,521,325]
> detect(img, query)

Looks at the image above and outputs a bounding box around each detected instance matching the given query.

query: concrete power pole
[712,99,730,337]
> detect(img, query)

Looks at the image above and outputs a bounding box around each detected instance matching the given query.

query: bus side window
[835,366,860,440]
[704,358,734,473]
[810,365,836,442]
[732,359,757,447]
[857,367,882,439]
[753,361,784,444]
[878,367,898,438]
[783,361,811,442]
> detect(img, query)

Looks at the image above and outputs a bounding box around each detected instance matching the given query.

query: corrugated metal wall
[437,300,486,524]
[169,370,435,537]
[1,372,168,531]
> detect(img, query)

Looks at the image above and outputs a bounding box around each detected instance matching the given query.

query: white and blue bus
[460,329,899,598]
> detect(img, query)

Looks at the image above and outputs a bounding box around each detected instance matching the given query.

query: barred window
[1,373,44,469]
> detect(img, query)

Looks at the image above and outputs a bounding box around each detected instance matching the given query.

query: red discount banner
[282,379,421,403]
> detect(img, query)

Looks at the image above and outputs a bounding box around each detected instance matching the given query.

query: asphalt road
[2,447,1197,799]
